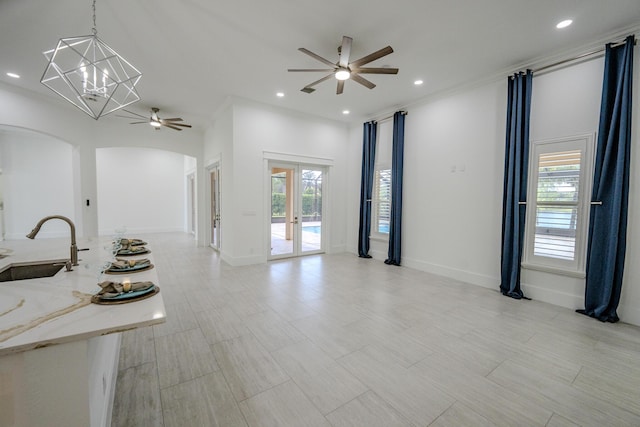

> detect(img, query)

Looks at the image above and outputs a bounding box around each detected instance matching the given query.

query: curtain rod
[371,110,408,124]
[531,36,636,74]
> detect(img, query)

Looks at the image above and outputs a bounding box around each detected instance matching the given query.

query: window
[373,168,391,235]
[372,120,393,239]
[523,135,594,275]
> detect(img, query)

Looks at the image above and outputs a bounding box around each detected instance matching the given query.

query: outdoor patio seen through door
[269,163,324,259]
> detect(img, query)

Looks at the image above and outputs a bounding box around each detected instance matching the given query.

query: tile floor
[112,233,640,427]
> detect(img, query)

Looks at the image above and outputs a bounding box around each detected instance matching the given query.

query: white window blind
[373,168,391,234]
[534,150,581,260]
[523,135,594,276]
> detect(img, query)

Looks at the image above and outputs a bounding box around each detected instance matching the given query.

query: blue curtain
[578,35,635,323]
[500,71,533,299]
[385,112,405,266]
[358,121,377,258]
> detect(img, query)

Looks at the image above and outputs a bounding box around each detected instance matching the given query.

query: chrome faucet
[26,215,81,266]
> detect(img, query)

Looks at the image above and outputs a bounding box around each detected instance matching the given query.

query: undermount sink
[0,260,67,282]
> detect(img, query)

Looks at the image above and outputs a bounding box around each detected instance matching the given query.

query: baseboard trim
[223,253,265,267]
[329,244,346,254]
[618,304,640,327]
[401,256,498,289]
[520,281,584,310]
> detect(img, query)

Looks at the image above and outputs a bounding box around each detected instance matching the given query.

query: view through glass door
[210,166,220,250]
[270,163,324,259]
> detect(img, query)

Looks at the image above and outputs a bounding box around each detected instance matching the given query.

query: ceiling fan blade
[288,68,335,72]
[338,36,352,68]
[351,73,376,89]
[298,48,338,68]
[336,80,345,95]
[166,122,192,128]
[163,123,183,131]
[305,73,335,89]
[129,121,149,124]
[350,46,394,68]
[160,118,184,122]
[122,109,148,119]
[353,67,399,74]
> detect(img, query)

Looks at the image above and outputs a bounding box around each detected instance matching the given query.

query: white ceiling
[1,0,639,129]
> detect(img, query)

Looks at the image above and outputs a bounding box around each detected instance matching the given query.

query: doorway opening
[269,162,325,259]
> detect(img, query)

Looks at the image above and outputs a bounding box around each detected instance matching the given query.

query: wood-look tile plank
[160,372,247,427]
[212,334,289,401]
[185,288,229,312]
[118,326,156,371]
[243,309,307,352]
[224,291,272,318]
[405,326,506,376]
[325,390,412,427]
[152,301,199,338]
[338,345,454,427]
[343,317,432,367]
[291,315,368,359]
[546,413,581,427]
[239,380,331,427]
[410,354,552,426]
[488,359,640,426]
[196,306,251,345]
[265,295,318,322]
[155,328,219,389]
[572,364,640,416]
[429,401,497,427]
[112,362,163,427]
[272,340,368,415]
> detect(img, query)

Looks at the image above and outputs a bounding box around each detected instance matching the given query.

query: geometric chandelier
[40,0,142,120]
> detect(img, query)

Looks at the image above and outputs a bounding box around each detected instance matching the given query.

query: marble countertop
[0,237,166,356]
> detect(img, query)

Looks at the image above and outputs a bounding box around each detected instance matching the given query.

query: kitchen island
[0,237,166,427]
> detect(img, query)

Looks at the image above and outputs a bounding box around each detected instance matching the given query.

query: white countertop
[0,237,166,356]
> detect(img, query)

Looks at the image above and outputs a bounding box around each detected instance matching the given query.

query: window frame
[371,165,391,240]
[522,134,595,277]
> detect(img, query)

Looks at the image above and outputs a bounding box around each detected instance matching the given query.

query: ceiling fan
[117,107,192,131]
[288,36,398,94]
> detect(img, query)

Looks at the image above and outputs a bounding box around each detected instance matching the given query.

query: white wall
[0,82,205,241]
[346,45,640,326]
[96,147,188,235]
[0,130,75,239]
[204,104,234,256]
[204,99,349,266]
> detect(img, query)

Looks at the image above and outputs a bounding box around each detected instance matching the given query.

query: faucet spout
[27,215,79,266]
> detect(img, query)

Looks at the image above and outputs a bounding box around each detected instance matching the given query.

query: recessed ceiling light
[414,79,424,85]
[556,19,573,29]
[6,72,20,78]
[342,110,350,115]
[276,92,284,97]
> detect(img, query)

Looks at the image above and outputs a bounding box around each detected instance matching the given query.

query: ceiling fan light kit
[40,0,142,120]
[288,36,398,94]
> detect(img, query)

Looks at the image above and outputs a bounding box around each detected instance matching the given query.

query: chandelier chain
[91,0,97,36]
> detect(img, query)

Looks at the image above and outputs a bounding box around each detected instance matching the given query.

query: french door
[269,162,325,259]
[209,165,221,251]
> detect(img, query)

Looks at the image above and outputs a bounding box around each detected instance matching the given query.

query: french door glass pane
[300,169,322,253]
[271,168,294,256]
